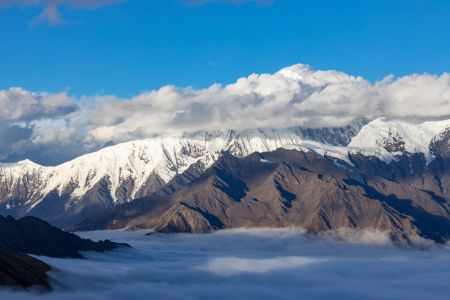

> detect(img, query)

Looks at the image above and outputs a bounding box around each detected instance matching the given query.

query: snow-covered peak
[283,138,400,166]
[4,117,449,211]
[2,118,450,224]
[0,123,365,210]
[349,117,450,161]
[0,159,43,170]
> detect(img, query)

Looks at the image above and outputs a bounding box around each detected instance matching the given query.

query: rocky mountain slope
[2,116,450,235]
[0,120,366,227]
[0,215,129,289]
[74,135,450,244]
[0,216,129,258]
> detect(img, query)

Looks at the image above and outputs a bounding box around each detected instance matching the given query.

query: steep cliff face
[74,148,450,244]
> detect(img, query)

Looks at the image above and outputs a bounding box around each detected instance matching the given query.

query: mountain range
[2,117,450,244]
[0,118,367,227]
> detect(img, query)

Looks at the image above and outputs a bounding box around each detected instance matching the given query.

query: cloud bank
[2,64,450,165]
[0,87,78,162]
[0,229,449,300]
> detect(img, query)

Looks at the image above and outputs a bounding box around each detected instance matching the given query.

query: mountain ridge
[2,116,450,229]
[0,120,367,226]
[73,148,450,245]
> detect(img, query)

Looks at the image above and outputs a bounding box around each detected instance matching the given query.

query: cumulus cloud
[0,123,33,160]
[77,64,450,145]
[0,229,449,300]
[0,87,78,162]
[2,64,450,165]
[0,87,78,122]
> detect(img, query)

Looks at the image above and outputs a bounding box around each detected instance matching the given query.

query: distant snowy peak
[284,118,450,166]
[184,117,368,150]
[349,118,450,161]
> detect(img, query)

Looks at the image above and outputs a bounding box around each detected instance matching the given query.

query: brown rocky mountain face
[73,147,450,244]
[0,122,368,229]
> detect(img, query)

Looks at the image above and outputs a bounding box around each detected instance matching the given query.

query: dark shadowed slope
[0,248,51,290]
[0,216,130,289]
[0,216,129,259]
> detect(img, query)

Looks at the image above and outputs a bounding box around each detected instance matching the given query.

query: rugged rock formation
[3,117,450,244]
[74,148,450,244]
[0,216,129,259]
[0,215,130,290]
[0,122,366,228]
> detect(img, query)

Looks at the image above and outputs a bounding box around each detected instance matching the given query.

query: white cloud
[2,64,450,165]
[0,87,78,162]
[78,64,450,145]
[0,229,448,300]
[202,256,324,275]
[0,87,77,122]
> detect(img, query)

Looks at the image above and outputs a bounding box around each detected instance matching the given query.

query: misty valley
[2,229,450,300]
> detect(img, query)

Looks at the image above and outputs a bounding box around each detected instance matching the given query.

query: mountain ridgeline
[3,117,450,244]
[0,120,367,227]
[74,146,450,244]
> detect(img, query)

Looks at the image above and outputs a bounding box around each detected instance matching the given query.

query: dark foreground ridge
[0,215,130,289]
[0,248,51,290]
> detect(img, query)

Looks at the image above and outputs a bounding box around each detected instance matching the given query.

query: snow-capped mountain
[74,123,450,242]
[349,118,450,162]
[2,116,450,227]
[0,121,365,226]
[288,118,450,166]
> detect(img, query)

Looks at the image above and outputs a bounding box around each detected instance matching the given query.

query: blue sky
[1,0,449,97]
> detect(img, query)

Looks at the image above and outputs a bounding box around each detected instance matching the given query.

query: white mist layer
[202,256,325,275]
[1,229,450,300]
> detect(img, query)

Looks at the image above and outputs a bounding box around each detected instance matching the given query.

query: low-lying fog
[2,229,450,300]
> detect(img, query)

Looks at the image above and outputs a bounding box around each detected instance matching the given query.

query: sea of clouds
[1,228,450,300]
